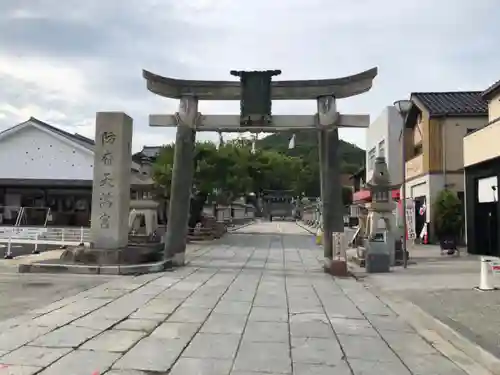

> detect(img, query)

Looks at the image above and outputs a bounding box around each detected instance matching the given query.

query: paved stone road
[353,244,500,368]
[0,270,120,322]
[0,222,474,374]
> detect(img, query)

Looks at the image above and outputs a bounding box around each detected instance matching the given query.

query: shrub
[432,189,462,239]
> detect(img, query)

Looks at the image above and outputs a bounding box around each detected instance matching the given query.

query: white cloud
[0,55,87,102]
[0,0,498,152]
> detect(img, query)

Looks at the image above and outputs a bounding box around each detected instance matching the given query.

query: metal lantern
[230,69,281,126]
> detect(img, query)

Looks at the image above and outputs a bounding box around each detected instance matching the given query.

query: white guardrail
[0,226,91,259]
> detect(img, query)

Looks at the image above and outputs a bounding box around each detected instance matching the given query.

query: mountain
[256,131,365,174]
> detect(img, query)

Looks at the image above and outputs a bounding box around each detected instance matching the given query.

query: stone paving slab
[0,222,488,375]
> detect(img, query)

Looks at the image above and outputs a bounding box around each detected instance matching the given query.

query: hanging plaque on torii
[230,69,281,126]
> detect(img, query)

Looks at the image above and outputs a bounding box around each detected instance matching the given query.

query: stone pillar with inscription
[90,112,133,251]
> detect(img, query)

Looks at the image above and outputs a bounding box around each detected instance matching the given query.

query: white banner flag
[288,134,296,149]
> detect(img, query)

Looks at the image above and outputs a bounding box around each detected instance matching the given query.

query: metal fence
[0,226,91,258]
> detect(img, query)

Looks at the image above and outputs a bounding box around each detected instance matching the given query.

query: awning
[353,189,400,203]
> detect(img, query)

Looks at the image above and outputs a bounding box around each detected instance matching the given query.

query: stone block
[329,317,378,337]
[200,313,247,335]
[398,353,466,375]
[213,301,252,315]
[169,358,232,375]
[114,319,159,332]
[182,296,220,308]
[0,346,71,367]
[381,332,437,355]
[81,330,146,352]
[289,314,334,339]
[128,310,169,322]
[0,325,52,351]
[150,322,200,340]
[168,307,211,323]
[57,298,110,316]
[70,315,119,330]
[0,365,41,375]
[111,337,185,372]
[183,333,240,359]
[30,326,101,348]
[38,349,120,375]
[243,322,289,343]
[365,314,415,333]
[31,311,79,328]
[347,358,411,374]
[141,299,181,314]
[291,337,343,366]
[336,334,399,362]
[293,362,352,375]
[322,299,364,320]
[323,259,348,276]
[248,307,288,322]
[233,341,291,373]
[253,295,287,308]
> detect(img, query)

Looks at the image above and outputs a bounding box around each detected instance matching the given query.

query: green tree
[433,189,463,239]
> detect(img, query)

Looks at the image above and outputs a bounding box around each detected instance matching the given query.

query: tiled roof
[412,92,488,116]
[140,146,162,158]
[482,79,500,100]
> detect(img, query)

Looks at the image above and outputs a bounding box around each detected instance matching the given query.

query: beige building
[403,92,488,240]
[463,80,500,256]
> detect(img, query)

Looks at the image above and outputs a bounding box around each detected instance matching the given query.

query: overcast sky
[0,0,498,152]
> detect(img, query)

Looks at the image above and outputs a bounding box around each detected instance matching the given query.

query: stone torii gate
[142,68,377,271]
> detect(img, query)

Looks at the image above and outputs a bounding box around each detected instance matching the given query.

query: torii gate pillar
[164,96,197,266]
[317,96,345,273]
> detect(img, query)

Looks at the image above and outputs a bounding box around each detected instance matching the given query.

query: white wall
[365,106,403,185]
[404,174,430,221]
[478,176,498,203]
[0,124,94,180]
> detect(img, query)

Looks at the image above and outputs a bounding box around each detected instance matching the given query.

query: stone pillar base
[60,243,163,265]
[323,258,348,277]
[172,252,186,267]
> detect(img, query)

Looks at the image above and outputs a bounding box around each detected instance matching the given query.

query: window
[413,143,423,156]
[378,140,386,158]
[368,147,376,170]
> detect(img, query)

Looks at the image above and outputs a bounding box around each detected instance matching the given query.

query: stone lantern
[364,156,400,272]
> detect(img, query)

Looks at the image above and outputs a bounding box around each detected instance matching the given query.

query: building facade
[353,108,402,209]
[366,106,403,185]
[0,118,154,227]
[464,80,500,256]
[404,92,488,241]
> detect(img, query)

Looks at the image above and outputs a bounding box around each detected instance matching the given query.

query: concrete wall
[0,124,94,180]
[489,92,500,123]
[464,120,500,167]
[443,117,486,172]
[366,106,403,184]
[463,91,500,168]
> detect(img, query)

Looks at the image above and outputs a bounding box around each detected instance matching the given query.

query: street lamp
[394,99,412,268]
